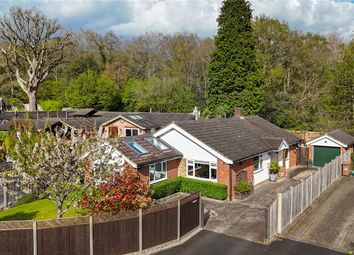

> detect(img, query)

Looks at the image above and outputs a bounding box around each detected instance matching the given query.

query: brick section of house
[289,145,297,167]
[235,158,254,184]
[167,159,180,179]
[177,159,186,177]
[217,159,231,198]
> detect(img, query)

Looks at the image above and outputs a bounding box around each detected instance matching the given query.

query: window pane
[150,162,167,182]
[195,162,210,179]
[254,157,259,171]
[211,168,217,179]
[149,165,155,182]
[125,141,148,154]
[187,164,194,176]
[126,129,132,136]
[132,129,139,136]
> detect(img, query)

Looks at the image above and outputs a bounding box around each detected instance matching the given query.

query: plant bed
[269,162,280,182]
[234,180,253,199]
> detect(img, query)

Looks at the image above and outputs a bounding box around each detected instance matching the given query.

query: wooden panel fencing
[0,193,202,255]
[267,151,351,240]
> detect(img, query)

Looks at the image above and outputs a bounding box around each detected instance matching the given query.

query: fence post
[310,174,313,203]
[199,192,203,228]
[290,186,293,222]
[177,200,181,242]
[89,216,93,255]
[277,193,283,234]
[139,208,143,254]
[264,207,269,244]
[33,221,37,255]
[300,179,304,213]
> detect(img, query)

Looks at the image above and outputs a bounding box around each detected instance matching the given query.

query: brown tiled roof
[328,129,354,146]
[110,134,182,167]
[173,116,301,162]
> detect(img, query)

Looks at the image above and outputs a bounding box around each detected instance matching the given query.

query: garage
[313,146,340,167]
[307,129,354,168]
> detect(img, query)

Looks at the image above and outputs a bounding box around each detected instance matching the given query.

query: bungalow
[153,114,301,199]
[307,129,354,167]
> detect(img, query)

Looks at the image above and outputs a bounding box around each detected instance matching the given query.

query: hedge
[151,177,227,200]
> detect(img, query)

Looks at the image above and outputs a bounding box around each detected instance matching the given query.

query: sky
[0,0,353,41]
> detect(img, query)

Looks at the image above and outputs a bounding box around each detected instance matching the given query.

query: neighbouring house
[307,129,354,167]
[0,109,198,137]
[153,112,301,199]
[109,134,182,184]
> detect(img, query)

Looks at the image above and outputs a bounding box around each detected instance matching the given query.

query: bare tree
[0,7,71,111]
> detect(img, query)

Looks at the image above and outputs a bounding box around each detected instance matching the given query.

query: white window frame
[149,161,167,184]
[254,155,263,174]
[124,128,139,137]
[186,159,217,182]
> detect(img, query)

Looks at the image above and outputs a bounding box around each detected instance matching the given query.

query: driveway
[283,177,354,253]
[155,230,343,255]
[203,166,317,243]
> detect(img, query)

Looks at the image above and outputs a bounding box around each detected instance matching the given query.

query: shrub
[13,194,37,207]
[151,177,228,200]
[180,178,228,200]
[234,180,252,194]
[269,162,280,174]
[151,177,182,199]
[40,100,62,111]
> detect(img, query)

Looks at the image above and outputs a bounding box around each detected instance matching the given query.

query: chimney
[234,107,243,118]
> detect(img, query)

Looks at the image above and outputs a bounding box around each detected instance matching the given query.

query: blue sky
[0,0,353,40]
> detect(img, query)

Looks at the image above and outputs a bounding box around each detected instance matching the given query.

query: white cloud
[0,0,353,40]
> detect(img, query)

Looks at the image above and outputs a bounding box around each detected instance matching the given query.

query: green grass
[0,199,86,221]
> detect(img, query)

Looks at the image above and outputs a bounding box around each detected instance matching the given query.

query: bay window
[186,160,217,181]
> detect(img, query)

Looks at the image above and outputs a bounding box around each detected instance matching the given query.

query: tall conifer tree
[207,0,264,116]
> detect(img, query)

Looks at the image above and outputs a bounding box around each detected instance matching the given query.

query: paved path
[283,177,354,253]
[203,166,317,243]
[155,230,344,255]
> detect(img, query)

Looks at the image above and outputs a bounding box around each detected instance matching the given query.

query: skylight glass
[145,137,169,151]
[125,141,149,155]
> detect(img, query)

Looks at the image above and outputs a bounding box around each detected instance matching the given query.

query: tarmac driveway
[283,177,354,253]
[203,166,317,243]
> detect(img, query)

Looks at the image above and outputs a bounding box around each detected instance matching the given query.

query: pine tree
[207,0,264,117]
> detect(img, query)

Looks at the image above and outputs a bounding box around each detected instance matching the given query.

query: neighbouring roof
[165,115,301,163]
[0,118,60,131]
[73,108,97,117]
[327,129,354,146]
[110,134,182,167]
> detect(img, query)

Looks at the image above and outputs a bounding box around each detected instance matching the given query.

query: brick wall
[308,145,313,160]
[217,159,231,198]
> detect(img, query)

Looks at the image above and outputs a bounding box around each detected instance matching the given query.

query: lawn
[0,199,86,221]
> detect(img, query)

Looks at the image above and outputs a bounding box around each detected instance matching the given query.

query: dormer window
[145,137,169,151]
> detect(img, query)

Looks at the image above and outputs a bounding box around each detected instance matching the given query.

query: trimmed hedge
[151,177,182,199]
[151,177,227,200]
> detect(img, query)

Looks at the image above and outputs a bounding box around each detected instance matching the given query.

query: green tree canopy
[64,70,120,110]
[207,0,264,117]
[122,77,196,113]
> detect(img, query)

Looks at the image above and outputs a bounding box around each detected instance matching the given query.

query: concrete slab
[283,177,354,253]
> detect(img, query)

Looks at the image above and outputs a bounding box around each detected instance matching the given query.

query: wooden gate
[180,193,200,237]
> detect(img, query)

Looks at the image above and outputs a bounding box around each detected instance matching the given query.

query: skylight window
[125,141,149,155]
[145,137,169,151]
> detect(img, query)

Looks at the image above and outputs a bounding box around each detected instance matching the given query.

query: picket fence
[267,151,351,240]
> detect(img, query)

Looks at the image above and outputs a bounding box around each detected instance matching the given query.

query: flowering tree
[2,130,124,218]
[81,168,152,215]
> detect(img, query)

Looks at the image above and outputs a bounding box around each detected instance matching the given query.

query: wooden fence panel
[37,224,90,255]
[142,205,178,249]
[268,199,277,239]
[93,214,139,255]
[0,229,33,255]
[180,193,200,237]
